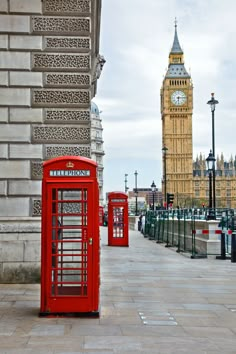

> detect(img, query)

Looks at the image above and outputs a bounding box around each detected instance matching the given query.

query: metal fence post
[191,213,196,259]
[171,211,174,245]
[165,211,170,247]
[176,209,181,253]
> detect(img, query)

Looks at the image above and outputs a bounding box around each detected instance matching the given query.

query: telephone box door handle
[89,237,93,245]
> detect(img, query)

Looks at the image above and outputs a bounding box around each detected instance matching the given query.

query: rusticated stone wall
[0,0,102,282]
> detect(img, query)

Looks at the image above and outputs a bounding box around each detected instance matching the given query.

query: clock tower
[161,22,193,206]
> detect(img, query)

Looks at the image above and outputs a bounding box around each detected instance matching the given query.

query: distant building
[192,153,236,208]
[128,188,163,212]
[91,101,105,205]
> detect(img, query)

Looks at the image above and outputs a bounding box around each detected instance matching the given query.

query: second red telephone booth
[108,191,129,246]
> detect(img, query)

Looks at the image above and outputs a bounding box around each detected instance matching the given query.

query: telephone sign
[49,170,90,177]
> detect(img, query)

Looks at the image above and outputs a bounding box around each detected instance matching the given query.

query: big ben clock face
[171,90,187,105]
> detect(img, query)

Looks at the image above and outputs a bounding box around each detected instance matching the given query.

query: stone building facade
[193,154,236,209]
[0,0,104,282]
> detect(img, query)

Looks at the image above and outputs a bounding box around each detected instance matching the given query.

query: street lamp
[207,93,219,210]
[151,181,156,211]
[124,174,129,193]
[206,150,216,220]
[162,146,168,208]
[134,170,138,216]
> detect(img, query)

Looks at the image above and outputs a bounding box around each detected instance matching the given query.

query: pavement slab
[0,227,236,353]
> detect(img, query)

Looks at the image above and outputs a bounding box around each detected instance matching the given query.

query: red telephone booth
[99,206,104,226]
[39,156,100,317]
[108,192,129,246]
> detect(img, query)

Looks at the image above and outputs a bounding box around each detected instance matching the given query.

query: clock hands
[171,91,186,105]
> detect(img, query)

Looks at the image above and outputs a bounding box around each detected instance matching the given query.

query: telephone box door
[40,182,99,315]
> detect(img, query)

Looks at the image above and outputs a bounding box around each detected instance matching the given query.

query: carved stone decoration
[32,17,90,34]
[32,126,90,143]
[45,73,90,87]
[45,109,90,123]
[32,89,90,107]
[31,161,43,180]
[45,145,90,159]
[32,53,90,71]
[43,0,91,14]
[32,199,42,216]
[45,37,90,51]
[92,55,106,83]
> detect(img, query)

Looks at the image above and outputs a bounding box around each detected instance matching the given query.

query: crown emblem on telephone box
[66,161,74,168]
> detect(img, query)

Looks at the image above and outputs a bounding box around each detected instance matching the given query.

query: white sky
[95,0,236,198]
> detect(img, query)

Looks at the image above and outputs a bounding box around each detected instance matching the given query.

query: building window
[96,156,102,164]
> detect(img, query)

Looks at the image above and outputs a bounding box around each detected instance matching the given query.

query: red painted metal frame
[108,191,129,247]
[40,156,99,317]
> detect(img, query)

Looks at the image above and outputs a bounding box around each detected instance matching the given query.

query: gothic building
[193,154,236,208]
[162,23,236,209]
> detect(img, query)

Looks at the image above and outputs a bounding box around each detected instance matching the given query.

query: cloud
[96,1,236,197]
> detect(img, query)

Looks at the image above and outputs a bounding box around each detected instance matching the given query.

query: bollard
[220,233,226,259]
[216,233,226,260]
[231,233,236,263]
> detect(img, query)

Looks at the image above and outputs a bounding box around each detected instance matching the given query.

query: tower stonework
[161,23,193,205]
[0,0,103,282]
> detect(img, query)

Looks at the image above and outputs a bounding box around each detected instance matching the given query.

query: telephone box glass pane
[51,188,88,297]
[113,206,124,238]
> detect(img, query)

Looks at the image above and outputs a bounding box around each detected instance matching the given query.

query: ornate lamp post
[162,146,168,208]
[151,181,156,211]
[134,170,138,216]
[206,150,216,220]
[207,93,219,210]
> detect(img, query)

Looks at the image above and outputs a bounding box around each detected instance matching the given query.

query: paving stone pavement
[1,227,236,353]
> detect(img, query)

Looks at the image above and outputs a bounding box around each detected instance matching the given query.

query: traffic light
[167,193,174,205]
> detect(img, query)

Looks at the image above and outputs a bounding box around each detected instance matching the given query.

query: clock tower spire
[170,18,183,55]
[161,22,193,207]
